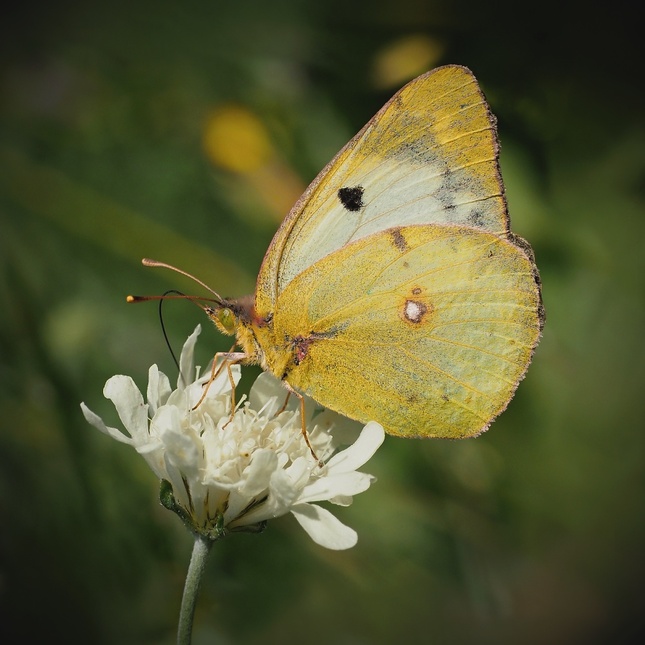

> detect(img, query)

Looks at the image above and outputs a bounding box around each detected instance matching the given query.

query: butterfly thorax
[220,295,306,381]
[237,306,302,382]
[241,310,294,380]
[235,320,267,368]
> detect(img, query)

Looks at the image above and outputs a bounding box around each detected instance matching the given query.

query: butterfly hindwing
[260,225,542,439]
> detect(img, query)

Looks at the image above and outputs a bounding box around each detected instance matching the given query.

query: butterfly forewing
[255,65,509,316]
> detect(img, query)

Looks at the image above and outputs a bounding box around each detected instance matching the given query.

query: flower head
[81,325,384,550]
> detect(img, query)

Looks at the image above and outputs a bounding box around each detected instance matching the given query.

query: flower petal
[178,325,201,388]
[147,364,172,413]
[290,503,358,550]
[325,421,385,473]
[234,462,310,526]
[298,472,376,504]
[102,375,149,441]
[239,449,278,497]
[80,402,134,444]
[248,371,292,417]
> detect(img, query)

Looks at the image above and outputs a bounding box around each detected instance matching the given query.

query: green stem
[177,534,213,645]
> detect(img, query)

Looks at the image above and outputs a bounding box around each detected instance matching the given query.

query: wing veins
[422,335,530,369]
[399,346,493,416]
[333,337,492,426]
[439,124,494,146]
[308,250,520,328]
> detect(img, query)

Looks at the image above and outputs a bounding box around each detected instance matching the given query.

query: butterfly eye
[217,308,237,334]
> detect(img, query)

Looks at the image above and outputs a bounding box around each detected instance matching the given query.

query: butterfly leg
[282,381,323,467]
[192,346,247,417]
[274,390,292,416]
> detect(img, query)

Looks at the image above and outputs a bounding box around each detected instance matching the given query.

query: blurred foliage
[1,0,643,643]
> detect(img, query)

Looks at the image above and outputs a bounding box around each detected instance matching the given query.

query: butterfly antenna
[141,258,226,305]
[158,289,182,378]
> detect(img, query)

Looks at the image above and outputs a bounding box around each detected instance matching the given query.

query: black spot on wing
[338,186,364,212]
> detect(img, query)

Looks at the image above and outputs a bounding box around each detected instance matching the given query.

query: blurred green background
[1,1,643,643]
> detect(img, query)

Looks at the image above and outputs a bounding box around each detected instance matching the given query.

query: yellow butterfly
[151,65,544,440]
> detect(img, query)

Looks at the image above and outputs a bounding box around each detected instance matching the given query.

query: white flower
[81,325,384,550]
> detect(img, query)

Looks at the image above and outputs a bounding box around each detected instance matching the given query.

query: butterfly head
[206,294,254,336]
[135,258,265,363]
[205,294,267,368]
